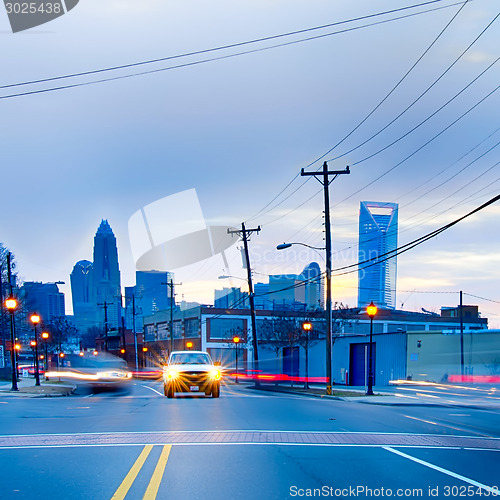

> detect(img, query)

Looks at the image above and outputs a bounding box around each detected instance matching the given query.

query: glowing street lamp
[5,296,18,391]
[233,336,240,383]
[301,321,313,389]
[186,341,193,350]
[41,332,49,371]
[30,314,41,386]
[366,302,377,396]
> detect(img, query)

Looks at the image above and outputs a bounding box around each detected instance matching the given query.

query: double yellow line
[111,444,172,500]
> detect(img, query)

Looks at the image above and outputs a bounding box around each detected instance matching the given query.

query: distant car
[163,350,221,398]
[45,353,132,389]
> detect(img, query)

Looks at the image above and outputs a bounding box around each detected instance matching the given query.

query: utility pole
[131,294,139,372]
[98,301,109,351]
[228,223,261,382]
[459,290,464,378]
[162,278,182,354]
[0,263,6,373]
[301,161,350,395]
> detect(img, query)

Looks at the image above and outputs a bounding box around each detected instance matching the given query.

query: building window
[208,318,246,340]
[157,322,169,340]
[185,318,200,338]
[144,324,156,342]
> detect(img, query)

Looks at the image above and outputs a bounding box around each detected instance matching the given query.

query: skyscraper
[21,281,65,323]
[92,219,122,330]
[358,201,398,310]
[70,260,99,333]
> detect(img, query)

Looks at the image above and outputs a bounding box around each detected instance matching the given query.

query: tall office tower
[262,262,323,311]
[135,270,174,316]
[358,201,398,310]
[124,271,174,334]
[70,260,99,333]
[21,281,65,323]
[302,262,323,310]
[92,220,122,330]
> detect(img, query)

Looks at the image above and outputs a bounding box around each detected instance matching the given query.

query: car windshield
[169,353,212,365]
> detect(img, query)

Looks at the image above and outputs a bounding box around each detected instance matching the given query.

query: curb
[0,384,76,398]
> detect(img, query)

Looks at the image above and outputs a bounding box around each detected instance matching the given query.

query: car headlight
[211,369,221,381]
[167,369,179,380]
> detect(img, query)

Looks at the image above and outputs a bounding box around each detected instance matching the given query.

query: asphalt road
[0,381,499,500]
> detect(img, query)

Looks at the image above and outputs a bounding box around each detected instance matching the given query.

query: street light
[301,321,313,389]
[30,314,41,386]
[366,302,377,396]
[186,341,193,349]
[41,332,49,372]
[5,297,18,391]
[277,241,332,395]
[233,335,240,383]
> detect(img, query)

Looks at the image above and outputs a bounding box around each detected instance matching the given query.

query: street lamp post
[41,332,49,372]
[366,302,377,396]
[301,321,313,389]
[5,297,18,391]
[233,335,240,383]
[277,242,327,392]
[30,314,41,386]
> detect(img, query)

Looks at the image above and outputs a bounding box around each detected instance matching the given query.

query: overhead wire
[326,11,500,166]
[331,193,500,277]
[0,2,462,101]
[305,0,472,170]
[245,0,476,227]
[0,0,455,91]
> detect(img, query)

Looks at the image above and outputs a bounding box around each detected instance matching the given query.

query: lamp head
[276,243,292,250]
[302,322,312,331]
[366,302,377,318]
[5,297,17,311]
[30,314,40,325]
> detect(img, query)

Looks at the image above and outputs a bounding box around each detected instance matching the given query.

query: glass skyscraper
[92,219,122,330]
[358,201,398,310]
[70,259,99,333]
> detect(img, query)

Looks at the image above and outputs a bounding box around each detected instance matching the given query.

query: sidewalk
[246,382,500,409]
[0,377,76,397]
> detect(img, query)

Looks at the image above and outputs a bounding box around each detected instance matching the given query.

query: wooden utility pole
[228,223,261,381]
[301,161,350,395]
[162,278,182,354]
[98,301,109,351]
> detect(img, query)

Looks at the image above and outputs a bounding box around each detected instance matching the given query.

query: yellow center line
[111,445,153,500]
[143,445,172,500]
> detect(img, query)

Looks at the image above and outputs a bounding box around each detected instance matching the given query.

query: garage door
[349,343,376,386]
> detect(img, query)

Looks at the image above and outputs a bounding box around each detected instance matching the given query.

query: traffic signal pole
[301,162,349,395]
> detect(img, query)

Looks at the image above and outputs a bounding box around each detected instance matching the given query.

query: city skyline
[1,0,498,326]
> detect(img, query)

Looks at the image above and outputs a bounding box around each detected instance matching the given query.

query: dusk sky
[1,1,499,326]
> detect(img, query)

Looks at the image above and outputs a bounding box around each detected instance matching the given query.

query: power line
[0,0,458,94]
[333,83,500,208]
[463,293,500,305]
[244,1,472,225]
[304,0,471,170]
[327,11,500,166]
[331,193,500,276]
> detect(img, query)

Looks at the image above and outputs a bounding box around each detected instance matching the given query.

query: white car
[163,351,221,398]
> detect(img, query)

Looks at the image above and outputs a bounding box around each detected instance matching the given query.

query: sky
[1,0,499,326]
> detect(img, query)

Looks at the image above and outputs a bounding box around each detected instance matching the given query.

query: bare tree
[259,316,298,385]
